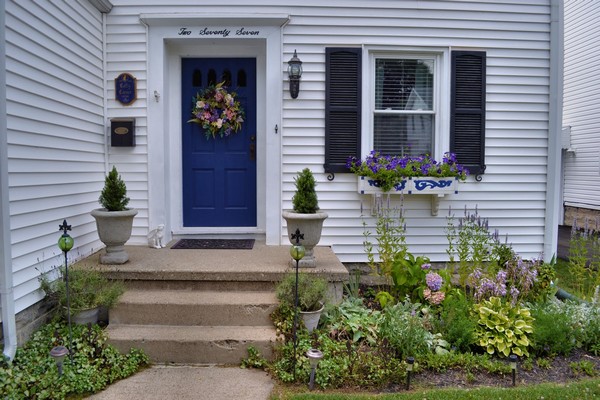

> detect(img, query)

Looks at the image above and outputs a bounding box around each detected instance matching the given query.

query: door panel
[182,58,257,227]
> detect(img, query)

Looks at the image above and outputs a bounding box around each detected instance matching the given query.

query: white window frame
[362,47,450,161]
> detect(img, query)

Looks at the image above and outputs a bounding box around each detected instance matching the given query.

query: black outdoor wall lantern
[287,50,303,99]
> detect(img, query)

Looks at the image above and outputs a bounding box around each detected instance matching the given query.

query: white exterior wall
[4,0,105,313]
[563,1,600,212]
[104,0,555,263]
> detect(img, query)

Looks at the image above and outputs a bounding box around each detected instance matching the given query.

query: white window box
[357,176,459,215]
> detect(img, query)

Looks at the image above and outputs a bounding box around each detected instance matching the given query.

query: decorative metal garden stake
[406,357,414,390]
[49,345,69,376]
[306,348,323,390]
[58,219,74,361]
[509,354,518,386]
[289,228,305,381]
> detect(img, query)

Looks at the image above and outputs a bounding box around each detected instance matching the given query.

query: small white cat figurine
[147,224,165,249]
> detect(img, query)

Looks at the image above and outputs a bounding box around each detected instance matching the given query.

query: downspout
[0,4,18,361]
[543,0,564,263]
[102,11,109,173]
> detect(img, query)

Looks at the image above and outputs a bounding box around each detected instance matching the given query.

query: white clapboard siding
[5,0,105,314]
[563,0,600,211]
[279,1,551,262]
[104,1,552,263]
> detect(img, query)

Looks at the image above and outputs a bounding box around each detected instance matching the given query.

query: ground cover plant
[245,205,600,395]
[0,321,149,399]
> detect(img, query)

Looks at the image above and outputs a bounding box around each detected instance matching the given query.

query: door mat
[170,239,255,250]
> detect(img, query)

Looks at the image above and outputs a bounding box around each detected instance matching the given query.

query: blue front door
[182,58,257,227]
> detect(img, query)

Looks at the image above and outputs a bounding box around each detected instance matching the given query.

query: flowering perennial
[188,81,244,139]
[347,151,469,192]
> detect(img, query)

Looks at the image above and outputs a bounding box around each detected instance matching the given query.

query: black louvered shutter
[324,48,362,174]
[450,51,486,179]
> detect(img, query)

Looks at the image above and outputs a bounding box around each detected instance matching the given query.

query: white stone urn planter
[300,303,324,332]
[72,307,101,325]
[91,208,138,264]
[282,210,328,268]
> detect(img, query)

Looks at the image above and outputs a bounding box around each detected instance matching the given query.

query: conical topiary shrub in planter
[91,166,137,264]
[282,168,328,268]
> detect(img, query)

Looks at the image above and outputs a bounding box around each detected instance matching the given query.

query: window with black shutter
[324,48,362,176]
[450,51,486,180]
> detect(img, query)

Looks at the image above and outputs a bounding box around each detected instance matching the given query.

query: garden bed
[256,206,600,394]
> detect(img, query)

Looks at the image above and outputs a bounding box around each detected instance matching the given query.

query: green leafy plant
[379,300,435,359]
[99,166,130,211]
[0,321,148,399]
[364,207,407,278]
[530,302,575,356]
[240,346,268,369]
[446,206,511,288]
[569,360,597,377]
[39,266,125,313]
[437,294,477,353]
[473,296,534,357]
[291,168,319,213]
[325,297,382,346]
[275,272,327,312]
[568,219,600,300]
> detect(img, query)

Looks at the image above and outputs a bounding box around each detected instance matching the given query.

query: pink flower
[214,91,224,102]
[424,288,445,305]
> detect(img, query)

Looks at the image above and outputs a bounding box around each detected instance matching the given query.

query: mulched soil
[381,350,600,393]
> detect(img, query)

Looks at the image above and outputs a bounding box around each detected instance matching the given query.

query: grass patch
[555,257,579,296]
[272,378,600,399]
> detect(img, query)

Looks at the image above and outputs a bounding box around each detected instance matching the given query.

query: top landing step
[83,241,349,284]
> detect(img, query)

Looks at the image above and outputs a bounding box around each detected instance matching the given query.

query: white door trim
[144,17,285,245]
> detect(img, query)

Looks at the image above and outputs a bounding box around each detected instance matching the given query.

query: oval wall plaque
[115,73,137,105]
[114,127,129,135]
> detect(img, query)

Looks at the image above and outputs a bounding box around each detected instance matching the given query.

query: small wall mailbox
[110,118,135,147]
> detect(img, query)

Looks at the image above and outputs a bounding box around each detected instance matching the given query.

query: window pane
[375,59,434,111]
[374,114,434,156]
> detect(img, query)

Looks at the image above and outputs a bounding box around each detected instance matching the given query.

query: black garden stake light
[58,219,74,361]
[290,228,305,381]
[406,357,415,390]
[509,354,518,386]
[287,50,303,99]
[306,348,323,391]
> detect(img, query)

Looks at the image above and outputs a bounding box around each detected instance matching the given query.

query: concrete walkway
[86,365,274,400]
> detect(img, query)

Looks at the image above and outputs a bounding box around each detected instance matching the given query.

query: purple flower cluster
[346,150,469,190]
[469,268,508,302]
[425,272,443,291]
[504,257,538,300]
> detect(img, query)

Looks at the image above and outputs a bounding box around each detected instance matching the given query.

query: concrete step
[107,324,277,365]
[110,290,277,326]
[121,279,278,292]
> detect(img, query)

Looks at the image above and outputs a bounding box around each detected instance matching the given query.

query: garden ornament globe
[290,243,306,261]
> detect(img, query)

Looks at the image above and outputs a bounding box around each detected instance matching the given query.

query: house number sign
[177,27,261,37]
[115,73,137,106]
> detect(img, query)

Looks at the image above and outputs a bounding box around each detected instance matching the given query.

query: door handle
[249,136,256,161]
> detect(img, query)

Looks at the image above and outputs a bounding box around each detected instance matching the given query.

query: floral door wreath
[187,81,245,139]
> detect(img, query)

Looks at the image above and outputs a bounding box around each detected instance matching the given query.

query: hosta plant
[473,296,534,357]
